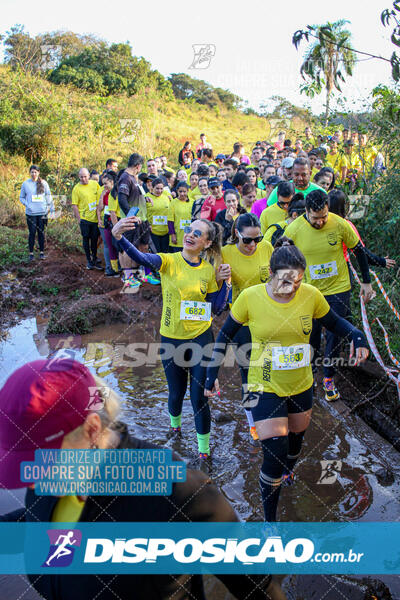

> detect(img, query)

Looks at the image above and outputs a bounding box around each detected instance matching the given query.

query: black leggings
[26,215,46,252]
[80,219,99,262]
[151,232,169,254]
[251,387,313,521]
[161,328,214,435]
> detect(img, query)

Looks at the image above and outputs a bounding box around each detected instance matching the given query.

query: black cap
[265,175,282,187]
[208,177,221,188]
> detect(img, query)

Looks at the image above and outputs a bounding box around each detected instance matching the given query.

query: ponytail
[270,236,306,272]
[197,219,223,267]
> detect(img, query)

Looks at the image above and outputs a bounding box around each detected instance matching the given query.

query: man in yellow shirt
[285,188,374,401]
[340,141,361,185]
[325,139,342,179]
[357,133,378,178]
[71,168,102,270]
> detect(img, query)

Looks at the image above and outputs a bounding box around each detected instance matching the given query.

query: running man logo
[40,45,61,70]
[42,529,82,567]
[119,119,141,144]
[189,44,216,69]
[86,386,110,411]
[317,460,342,484]
[299,315,312,335]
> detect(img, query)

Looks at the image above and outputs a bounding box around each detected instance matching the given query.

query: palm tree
[293,20,356,126]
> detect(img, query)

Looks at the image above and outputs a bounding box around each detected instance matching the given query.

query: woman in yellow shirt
[221,213,273,442]
[205,238,368,520]
[246,168,265,199]
[168,182,194,252]
[112,216,231,464]
[145,177,170,253]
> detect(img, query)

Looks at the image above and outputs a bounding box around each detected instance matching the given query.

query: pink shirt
[251,197,268,219]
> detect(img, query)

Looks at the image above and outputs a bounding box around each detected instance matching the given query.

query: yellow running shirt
[326,152,342,174]
[52,495,85,523]
[107,191,121,218]
[221,239,273,304]
[168,198,194,247]
[285,213,359,295]
[188,186,203,202]
[260,203,287,235]
[146,191,170,236]
[231,283,330,396]
[71,180,101,223]
[158,252,218,339]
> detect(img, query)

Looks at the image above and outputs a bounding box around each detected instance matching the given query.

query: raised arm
[113,217,162,270]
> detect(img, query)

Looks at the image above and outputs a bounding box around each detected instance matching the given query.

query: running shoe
[39,252,45,260]
[29,254,34,262]
[323,377,340,402]
[140,273,161,285]
[86,260,95,270]
[250,426,259,441]
[282,471,295,486]
[120,274,141,294]
[105,270,120,278]
[93,258,103,271]
[198,452,211,473]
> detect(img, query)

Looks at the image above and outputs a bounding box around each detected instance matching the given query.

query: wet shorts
[124,220,151,247]
[247,386,313,422]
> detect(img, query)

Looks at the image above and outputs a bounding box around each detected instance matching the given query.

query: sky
[2,0,397,114]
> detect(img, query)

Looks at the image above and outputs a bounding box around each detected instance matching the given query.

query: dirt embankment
[0,237,161,335]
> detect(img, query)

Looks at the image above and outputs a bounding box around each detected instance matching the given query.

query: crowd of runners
[16,127,395,525]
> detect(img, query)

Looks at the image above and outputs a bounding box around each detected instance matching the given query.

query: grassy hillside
[0,64,294,226]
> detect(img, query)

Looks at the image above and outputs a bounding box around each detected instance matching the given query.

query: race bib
[153,215,167,225]
[88,201,97,211]
[31,194,44,203]
[180,301,211,321]
[180,219,191,230]
[271,344,310,370]
[309,261,338,280]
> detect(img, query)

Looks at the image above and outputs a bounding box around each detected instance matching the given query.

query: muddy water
[1,317,400,598]
[1,316,399,522]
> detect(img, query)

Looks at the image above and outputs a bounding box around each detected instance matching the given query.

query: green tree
[49,43,172,98]
[168,73,241,110]
[2,25,42,72]
[381,1,400,80]
[293,20,356,126]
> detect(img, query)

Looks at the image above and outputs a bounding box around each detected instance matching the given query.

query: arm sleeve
[362,246,387,268]
[19,183,27,206]
[117,235,162,270]
[206,282,229,315]
[204,314,243,390]
[118,191,130,216]
[352,241,371,283]
[318,308,367,349]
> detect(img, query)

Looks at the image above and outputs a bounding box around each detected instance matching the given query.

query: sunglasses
[237,231,263,244]
[184,226,203,238]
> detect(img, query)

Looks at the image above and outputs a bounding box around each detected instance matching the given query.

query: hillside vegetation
[0,65,291,224]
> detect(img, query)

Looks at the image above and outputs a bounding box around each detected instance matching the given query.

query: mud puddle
[0,317,399,598]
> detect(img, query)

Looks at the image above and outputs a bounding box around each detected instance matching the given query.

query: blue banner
[0,522,399,574]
